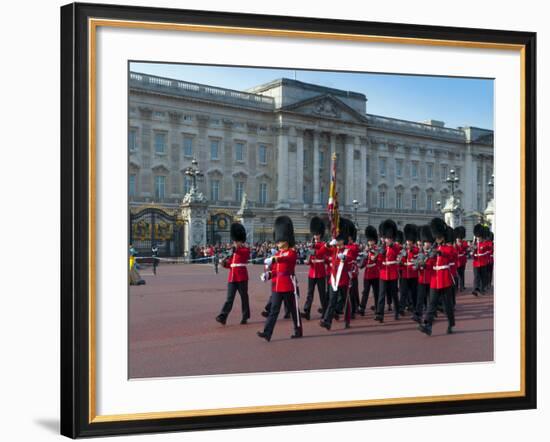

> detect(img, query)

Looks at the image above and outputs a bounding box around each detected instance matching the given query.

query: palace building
[128,71,494,246]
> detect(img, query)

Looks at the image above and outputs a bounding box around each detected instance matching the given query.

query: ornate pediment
[280,94,367,123]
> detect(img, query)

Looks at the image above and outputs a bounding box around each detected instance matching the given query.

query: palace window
[235,180,244,202]
[129,128,138,151]
[411,193,418,210]
[378,190,386,209]
[379,157,387,176]
[258,144,267,164]
[411,161,418,179]
[441,164,448,182]
[396,191,403,209]
[319,150,325,169]
[183,136,193,157]
[154,132,166,154]
[235,142,245,162]
[154,176,166,199]
[427,194,433,211]
[210,139,220,160]
[427,163,434,180]
[395,159,403,177]
[210,179,220,201]
[477,192,483,211]
[259,183,268,204]
[129,174,136,197]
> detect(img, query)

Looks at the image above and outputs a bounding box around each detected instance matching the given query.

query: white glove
[337,253,346,260]
[260,272,267,282]
[264,257,273,266]
[329,239,337,246]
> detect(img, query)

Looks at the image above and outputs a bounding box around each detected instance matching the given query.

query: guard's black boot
[261,310,269,318]
[417,322,432,336]
[447,325,454,334]
[319,320,331,330]
[300,311,310,320]
[283,312,291,319]
[215,315,226,325]
[257,331,271,342]
[240,318,248,325]
[291,330,303,339]
[375,315,384,323]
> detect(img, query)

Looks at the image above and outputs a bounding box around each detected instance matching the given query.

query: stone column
[360,137,368,207]
[313,130,321,206]
[276,125,290,209]
[295,127,305,204]
[180,189,208,259]
[222,119,234,201]
[345,135,355,206]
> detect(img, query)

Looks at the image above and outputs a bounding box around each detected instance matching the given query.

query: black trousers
[423,286,455,327]
[414,283,430,319]
[350,277,360,314]
[400,278,418,311]
[324,285,351,326]
[263,291,301,338]
[473,266,488,293]
[486,263,493,289]
[265,294,290,316]
[304,277,328,314]
[220,281,250,319]
[377,279,399,318]
[152,257,159,274]
[457,265,465,290]
[360,278,380,311]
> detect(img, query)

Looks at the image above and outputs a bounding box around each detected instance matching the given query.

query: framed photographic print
[60,2,537,438]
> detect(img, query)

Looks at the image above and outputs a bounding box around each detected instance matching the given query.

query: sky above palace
[130,62,494,130]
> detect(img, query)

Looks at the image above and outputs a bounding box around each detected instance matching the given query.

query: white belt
[405,262,415,266]
[366,263,377,268]
[311,259,325,263]
[383,261,398,265]
[458,253,465,257]
[449,262,455,266]
[433,265,450,271]
[475,252,489,256]
[230,263,248,267]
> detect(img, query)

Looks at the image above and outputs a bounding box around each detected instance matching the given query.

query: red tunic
[455,240,468,268]
[418,255,435,285]
[401,245,419,279]
[379,243,401,281]
[329,246,351,288]
[449,245,458,277]
[223,247,249,282]
[430,244,454,289]
[346,243,361,279]
[271,248,297,293]
[308,242,328,279]
[362,248,381,280]
[473,240,491,268]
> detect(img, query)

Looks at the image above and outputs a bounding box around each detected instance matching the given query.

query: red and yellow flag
[327,152,340,239]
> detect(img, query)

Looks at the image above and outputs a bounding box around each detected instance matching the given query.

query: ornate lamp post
[446,169,460,196]
[485,174,495,231]
[184,158,204,192]
[487,174,494,198]
[352,199,359,227]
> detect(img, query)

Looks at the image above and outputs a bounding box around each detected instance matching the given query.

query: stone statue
[240,192,249,211]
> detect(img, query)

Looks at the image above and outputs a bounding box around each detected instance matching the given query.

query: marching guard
[302,216,329,320]
[320,218,355,330]
[472,223,490,296]
[417,218,456,336]
[345,223,361,318]
[412,225,436,322]
[454,226,468,291]
[215,223,250,325]
[358,225,381,315]
[257,216,303,342]
[400,224,419,312]
[375,219,402,322]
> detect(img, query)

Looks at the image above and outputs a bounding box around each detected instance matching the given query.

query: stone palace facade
[128,71,494,243]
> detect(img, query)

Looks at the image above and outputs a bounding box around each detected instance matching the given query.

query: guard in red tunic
[375,219,402,322]
[216,223,250,325]
[320,218,354,330]
[446,225,458,306]
[412,225,436,322]
[302,216,329,320]
[418,218,456,335]
[472,223,491,296]
[454,226,468,291]
[487,229,494,290]
[345,223,361,319]
[359,225,381,315]
[400,224,419,313]
[257,216,302,342]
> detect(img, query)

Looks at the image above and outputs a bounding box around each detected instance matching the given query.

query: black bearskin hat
[365,225,378,242]
[483,225,491,239]
[404,224,418,242]
[337,218,355,244]
[396,230,404,244]
[380,219,397,240]
[309,216,326,237]
[454,226,466,240]
[430,217,447,240]
[445,225,455,243]
[273,216,295,247]
[230,222,246,242]
[473,223,484,238]
[420,224,434,243]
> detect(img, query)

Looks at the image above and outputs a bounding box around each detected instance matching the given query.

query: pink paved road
[129,263,493,378]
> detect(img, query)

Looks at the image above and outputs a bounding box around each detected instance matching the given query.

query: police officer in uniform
[215,223,250,325]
